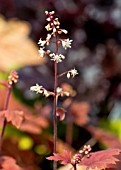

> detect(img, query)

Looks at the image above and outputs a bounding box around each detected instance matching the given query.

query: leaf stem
[0,86,12,151]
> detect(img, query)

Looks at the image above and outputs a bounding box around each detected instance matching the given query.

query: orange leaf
[0,88,49,134]
[47,150,72,165]
[0,110,24,128]
[0,156,22,170]
[70,102,90,126]
[0,16,42,71]
[79,148,121,170]
[86,125,121,149]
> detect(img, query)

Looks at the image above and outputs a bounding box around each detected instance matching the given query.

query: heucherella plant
[30,11,121,170]
[30,10,78,170]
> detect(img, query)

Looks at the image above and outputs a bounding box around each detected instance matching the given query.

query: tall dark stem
[53,33,58,170]
[0,86,12,151]
[73,164,77,170]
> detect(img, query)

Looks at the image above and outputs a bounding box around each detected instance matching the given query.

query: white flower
[30,84,43,94]
[71,68,78,77]
[62,39,73,50]
[38,48,45,58]
[56,87,62,94]
[45,24,52,31]
[38,38,46,47]
[51,53,62,63]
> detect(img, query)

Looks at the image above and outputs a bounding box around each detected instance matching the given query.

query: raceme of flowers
[31,11,78,96]
[72,145,92,165]
[30,11,78,111]
[37,11,73,63]
[8,70,19,85]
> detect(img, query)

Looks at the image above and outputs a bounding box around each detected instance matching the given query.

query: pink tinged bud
[45,11,49,15]
[73,154,82,164]
[8,70,19,85]
[61,29,68,34]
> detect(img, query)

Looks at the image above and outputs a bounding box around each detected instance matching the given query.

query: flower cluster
[8,70,19,85]
[37,11,73,63]
[30,84,54,97]
[71,145,92,166]
[79,144,92,156]
[45,11,67,36]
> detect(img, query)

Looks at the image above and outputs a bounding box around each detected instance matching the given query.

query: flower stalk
[0,70,19,151]
[30,11,78,170]
[0,86,12,151]
[53,32,59,170]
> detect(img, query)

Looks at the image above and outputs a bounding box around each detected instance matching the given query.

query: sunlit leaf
[0,16,44,72]
[0,88,49,134]
[0,156,22,170]
[0,110,24,129]
[70,102,90,126]
[47,150,72,165]
[86,125,121,149]
[79,148,121,170]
